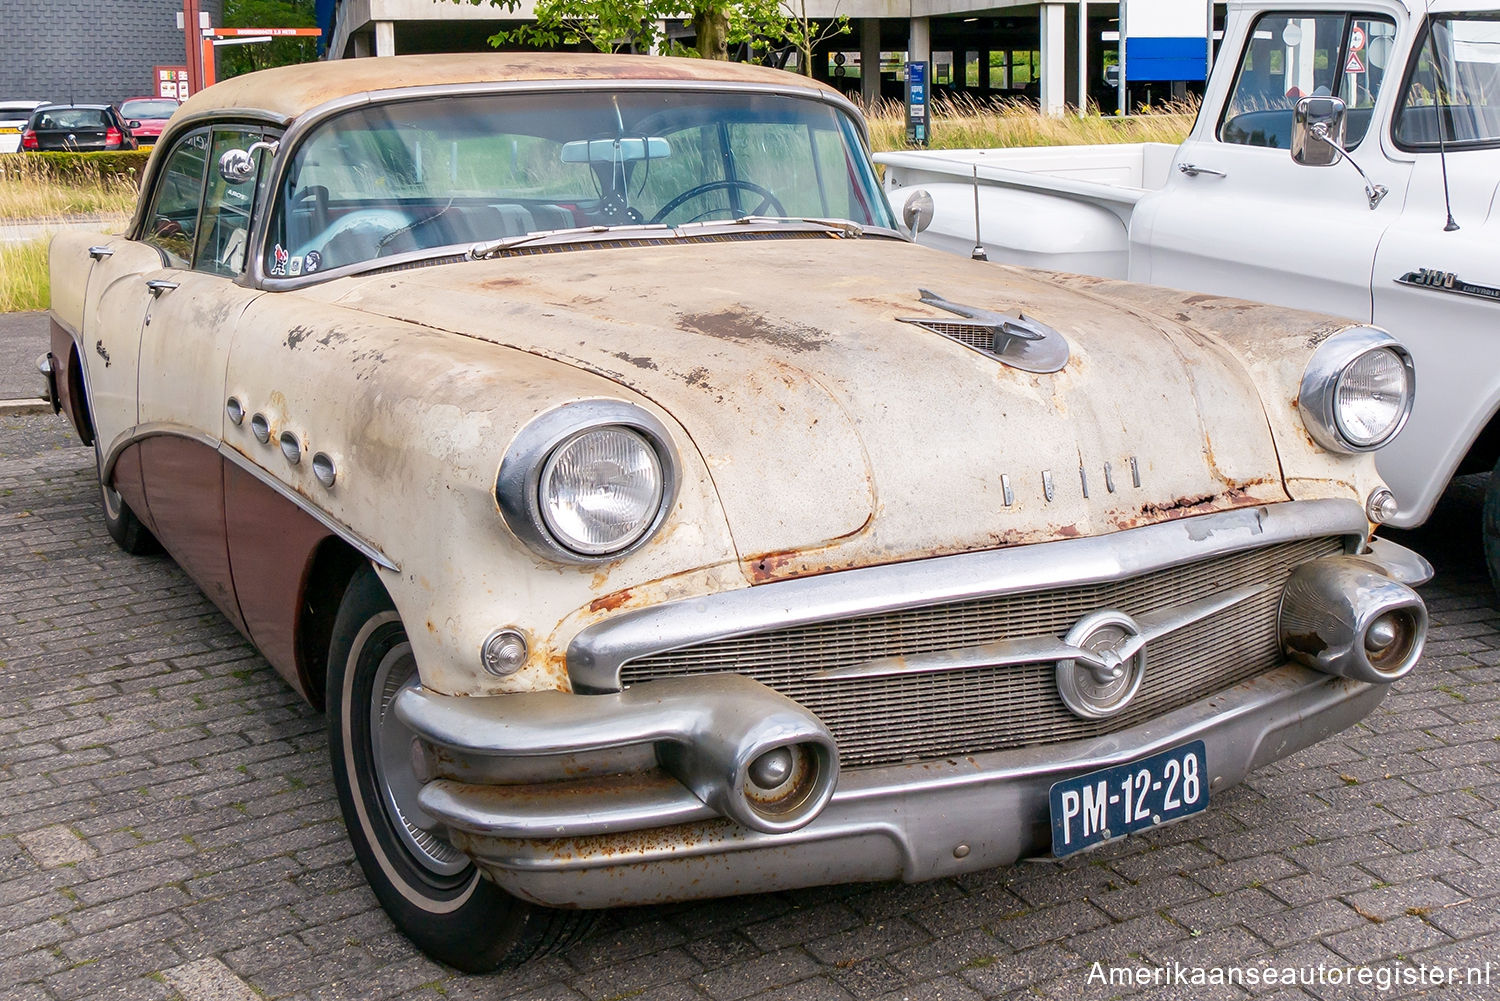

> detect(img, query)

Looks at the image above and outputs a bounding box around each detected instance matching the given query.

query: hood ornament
[899,288,1069,374]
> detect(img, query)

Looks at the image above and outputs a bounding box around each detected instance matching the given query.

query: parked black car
[21,104,137,152]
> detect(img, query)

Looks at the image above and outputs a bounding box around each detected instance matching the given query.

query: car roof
[175,52,841,125]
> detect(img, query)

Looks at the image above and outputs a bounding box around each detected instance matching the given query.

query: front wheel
[326,566,593,971]
[1483,459,1500,601]
[94,439,159,555]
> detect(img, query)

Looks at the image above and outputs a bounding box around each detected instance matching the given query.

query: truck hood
[327,236,1288,580]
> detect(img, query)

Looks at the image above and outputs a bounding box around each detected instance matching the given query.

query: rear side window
[1220,12,1398,149]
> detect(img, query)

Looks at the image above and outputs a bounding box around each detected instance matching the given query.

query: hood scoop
[898,288,1070,374]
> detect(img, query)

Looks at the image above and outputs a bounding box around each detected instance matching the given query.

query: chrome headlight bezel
[497,401,680,564]
[1298,327,1415,454]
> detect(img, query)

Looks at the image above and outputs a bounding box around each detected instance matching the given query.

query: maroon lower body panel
[49,318,92,445]
[224,461,334,702]
[109,443,158,540]
[140,436,246,636]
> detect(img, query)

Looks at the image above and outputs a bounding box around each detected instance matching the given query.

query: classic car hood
[326,236,1289,580]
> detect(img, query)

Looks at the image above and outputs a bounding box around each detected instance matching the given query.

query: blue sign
[906,61,929,146]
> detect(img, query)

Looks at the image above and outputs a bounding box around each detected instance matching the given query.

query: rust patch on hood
[588,589,634,613]
[676,309,831,353]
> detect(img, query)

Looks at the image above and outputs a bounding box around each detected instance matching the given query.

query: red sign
[212,26,322,38]
[1345,50,1366,74]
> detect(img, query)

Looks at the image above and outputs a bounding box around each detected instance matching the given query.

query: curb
[0,398,52,416]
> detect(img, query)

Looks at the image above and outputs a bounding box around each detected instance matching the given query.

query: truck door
[1134,9,1410,321]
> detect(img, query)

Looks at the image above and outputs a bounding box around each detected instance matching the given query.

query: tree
[458,0,831,67]
[760,0,848,77]
[217,0,320,80]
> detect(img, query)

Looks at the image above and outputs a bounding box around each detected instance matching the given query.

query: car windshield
[121,99,178,119]
[265,89,894,278]
[1393,14,1500,147]
[32,108,108,130]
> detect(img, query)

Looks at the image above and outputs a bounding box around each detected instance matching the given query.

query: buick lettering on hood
[42,53,1429,971]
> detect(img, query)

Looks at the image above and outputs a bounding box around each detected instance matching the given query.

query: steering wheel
[648,180,786,225]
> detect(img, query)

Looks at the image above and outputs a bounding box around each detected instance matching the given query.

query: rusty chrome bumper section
[396,500,1430,909]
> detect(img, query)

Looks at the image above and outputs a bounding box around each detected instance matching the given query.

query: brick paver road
[4,411,1500,1001]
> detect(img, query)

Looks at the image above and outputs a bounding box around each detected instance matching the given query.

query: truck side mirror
[1291,96,1348,167]
[901,190,935,235]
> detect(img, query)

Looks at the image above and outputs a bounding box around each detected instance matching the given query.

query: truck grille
[619,537,1342,767]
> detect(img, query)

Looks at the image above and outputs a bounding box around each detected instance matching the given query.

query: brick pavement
[4,410,1500,1001]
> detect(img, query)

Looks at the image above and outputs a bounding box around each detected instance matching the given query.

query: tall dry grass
[0,156,133,312]
[866,95,1199,152]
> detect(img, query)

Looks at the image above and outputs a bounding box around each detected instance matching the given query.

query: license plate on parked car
[0,127,19,134]
[1049,740,1207,857]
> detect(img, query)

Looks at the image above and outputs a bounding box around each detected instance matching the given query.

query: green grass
[0,240,50,312]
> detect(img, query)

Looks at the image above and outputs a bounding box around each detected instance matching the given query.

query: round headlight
[1299,328,1414,453]
[539,427,664,556]
[1334,348,1410,448]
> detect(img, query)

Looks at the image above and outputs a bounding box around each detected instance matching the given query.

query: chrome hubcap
[369,641,467,876]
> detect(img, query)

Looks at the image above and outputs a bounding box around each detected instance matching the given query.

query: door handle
[88,246,114,261]
[145,279,180,298]
[1178,163,1228,178]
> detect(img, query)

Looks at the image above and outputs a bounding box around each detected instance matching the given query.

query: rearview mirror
[561,137,670,164]
[128,120,142,129]
[1291,96,1347,167]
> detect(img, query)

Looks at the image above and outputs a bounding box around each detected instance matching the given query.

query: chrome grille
[619,537,1342,767]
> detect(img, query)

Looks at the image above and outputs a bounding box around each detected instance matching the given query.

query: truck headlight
[498,401,678,563]
[1299,327,1414,453]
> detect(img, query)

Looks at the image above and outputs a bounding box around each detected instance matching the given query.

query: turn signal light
[105,127,123,147]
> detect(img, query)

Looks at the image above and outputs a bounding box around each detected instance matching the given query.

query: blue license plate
[1049,740,1208,857]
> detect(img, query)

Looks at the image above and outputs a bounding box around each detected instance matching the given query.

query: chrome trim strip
[567,499,1368,692]
[419,773,714,839]
[217,444,398,571]
[247,79,881,291]
[100,422,218,485]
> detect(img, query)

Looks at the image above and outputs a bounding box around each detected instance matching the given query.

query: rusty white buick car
[43,53,1431,970]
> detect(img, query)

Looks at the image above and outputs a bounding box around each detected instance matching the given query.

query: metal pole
[183,0,202,95]
[1117,0,1127,115]
[1078,0,1089,116]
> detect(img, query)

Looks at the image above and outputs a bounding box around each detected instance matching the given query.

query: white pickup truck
[878,0,1500,586]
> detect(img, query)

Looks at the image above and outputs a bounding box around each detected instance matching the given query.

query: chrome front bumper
[395,501,1429,909]
[403,666,1387,908]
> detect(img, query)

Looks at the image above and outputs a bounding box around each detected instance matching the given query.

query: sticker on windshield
[304,251,321,274]
[287,256,303,277]
[270,244,288,276]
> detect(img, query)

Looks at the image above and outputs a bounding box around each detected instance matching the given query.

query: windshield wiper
[688,216,864,238]
[468,223,668,261]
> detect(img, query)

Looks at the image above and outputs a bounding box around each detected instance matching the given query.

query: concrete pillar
[1064,4,1081,108]
[909,16,931,71]
[861,18,881,107]
[352,32,371,58]
[375,20,396,58]
[1039,4,1066,115]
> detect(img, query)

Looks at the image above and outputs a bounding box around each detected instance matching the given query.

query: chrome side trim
[100,422,219,485]
[217,444,398,571]
[568,499,1368,692]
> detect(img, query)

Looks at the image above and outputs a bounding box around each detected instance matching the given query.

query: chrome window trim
[567,498,1369,693]
[246,79,886,291]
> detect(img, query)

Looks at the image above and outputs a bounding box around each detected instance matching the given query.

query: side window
[142,130,210,267]
[1219,13,1397,150]
[195,128,271,276]
[1394,16,1500,148]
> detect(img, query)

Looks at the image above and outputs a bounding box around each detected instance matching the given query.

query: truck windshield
[265,89,894,278]
[1219,12,1397,150]
[1393,15,1500,148]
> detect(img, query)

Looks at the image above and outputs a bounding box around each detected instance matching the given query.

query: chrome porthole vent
[312,452,337,489]
[225,397,244,425]
[250,413,270,444]
[279,431,302,465]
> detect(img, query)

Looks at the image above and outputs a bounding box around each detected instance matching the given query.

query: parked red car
[117,97,179,145]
